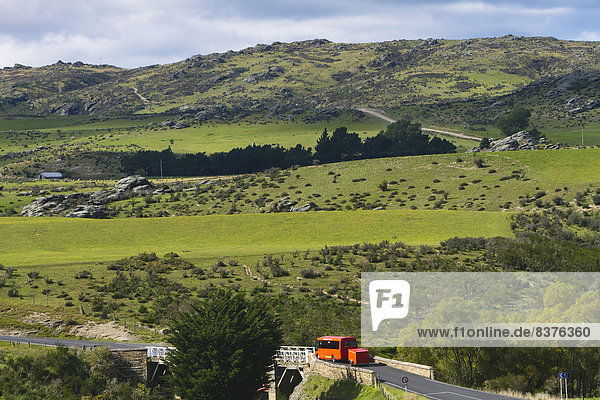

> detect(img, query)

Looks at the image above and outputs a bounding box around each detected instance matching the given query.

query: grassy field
[0,114,387,154]
[0,210,512,267]
[3,148,600,218]
[299,375,385,400]
[91,115,388,154]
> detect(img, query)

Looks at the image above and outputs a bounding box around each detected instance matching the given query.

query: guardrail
[147,346,174,363]
[275,346,315,364]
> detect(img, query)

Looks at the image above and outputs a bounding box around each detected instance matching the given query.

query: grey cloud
[0,0,598,68]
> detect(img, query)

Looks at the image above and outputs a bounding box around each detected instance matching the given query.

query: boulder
[22,195,67,216]
[114,175,152,193]
[132,185,154,196]
[487,131,539,152]
[66,205,109,219]
[174,121,190,129]
[290,202,318,212]
[274,197,297,212]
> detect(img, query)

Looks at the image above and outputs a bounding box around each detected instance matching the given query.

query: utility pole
[582,129,584,147]
[159,159,163,179]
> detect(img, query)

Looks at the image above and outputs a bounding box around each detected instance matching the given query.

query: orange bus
[315,336,369,366]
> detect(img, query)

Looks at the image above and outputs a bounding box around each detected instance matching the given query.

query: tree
[166,289,283,400]
[496,108,531,136]
[314,128,334,162]
[479,137,491,150]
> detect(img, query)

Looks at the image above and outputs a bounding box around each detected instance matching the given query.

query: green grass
[507,148,600,185]
[382,384,428,400]
[299,375,385,400]
[0,210,512,267]
[92,115,387,154]
[5,148,600,218]
[0,115,387,155]
[0,116,167,134]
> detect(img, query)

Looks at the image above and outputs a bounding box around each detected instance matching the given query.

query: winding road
[358,107,482,141]
[0,335,154,350]
[1,335,524,399]
[364,363,522,400]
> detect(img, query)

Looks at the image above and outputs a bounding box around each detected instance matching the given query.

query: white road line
[384,381,443,400]
[427,391,486,400]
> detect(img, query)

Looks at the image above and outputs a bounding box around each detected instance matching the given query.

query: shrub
[7,287,19,297]
[75,270,93,279]
[270,265,289,277]
[300,268,321,279]
[27,271,40,280]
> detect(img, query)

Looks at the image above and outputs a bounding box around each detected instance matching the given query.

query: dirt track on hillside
[358,107,481,141]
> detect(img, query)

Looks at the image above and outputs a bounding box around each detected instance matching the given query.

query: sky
[0,0,599,69]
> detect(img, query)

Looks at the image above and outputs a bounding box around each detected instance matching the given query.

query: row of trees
[316,121,456,162]
[121,120,456,176]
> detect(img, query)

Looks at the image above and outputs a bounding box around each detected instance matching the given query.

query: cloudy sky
[0,0,598,69]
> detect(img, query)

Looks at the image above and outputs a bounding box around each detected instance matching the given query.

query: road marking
[427,391,485,400]
[384,381,443,400]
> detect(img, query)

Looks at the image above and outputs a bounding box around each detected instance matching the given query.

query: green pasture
[0,114,387,154]
[92,115,387,154]
[3,148,600,218]
[108,148,600,218]
[0,116,165,133]
[507,148,600,185]
[0,210,512,267]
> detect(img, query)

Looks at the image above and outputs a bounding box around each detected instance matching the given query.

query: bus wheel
[331,355,335,363]
[350,359,354,366]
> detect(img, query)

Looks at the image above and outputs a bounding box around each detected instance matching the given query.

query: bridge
[272,345,522,400]
[0,337,522,399]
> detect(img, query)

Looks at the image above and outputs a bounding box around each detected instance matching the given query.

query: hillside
[1,36,600,124]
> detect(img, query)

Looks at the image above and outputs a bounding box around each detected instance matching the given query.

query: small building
[38,172,63,180]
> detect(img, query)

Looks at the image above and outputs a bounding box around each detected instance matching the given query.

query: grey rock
[290,202,318,212]
[66,205,109,219]
[132,185,154,196]
[89,189,110,204]
[487,131,539,152]
[22,194,67,216]
[274,197,298,212]
[114,175,152,193]
[174,121,190,129]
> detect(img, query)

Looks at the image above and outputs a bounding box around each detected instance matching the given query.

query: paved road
[0,335,157,350]
[358,107,481,141]
[364,363,522,400]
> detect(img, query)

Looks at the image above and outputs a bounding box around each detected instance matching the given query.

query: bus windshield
[317,340,340,349]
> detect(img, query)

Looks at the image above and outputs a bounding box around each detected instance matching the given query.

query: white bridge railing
[275,346,315,365]
[147,346,174,363]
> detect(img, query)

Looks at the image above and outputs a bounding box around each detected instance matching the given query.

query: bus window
[342,341,348,348]
[348,340,357,348]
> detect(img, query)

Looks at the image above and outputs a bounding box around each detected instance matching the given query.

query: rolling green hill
[2,36,600,123]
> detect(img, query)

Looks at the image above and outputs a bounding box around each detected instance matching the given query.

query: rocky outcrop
[22,175,166,218]
[66,205,109,218]
[272,197,298,212]
[113,175,151,192]
[290,202,319,212]
[487,131,540,151]
[468,131,543,153]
